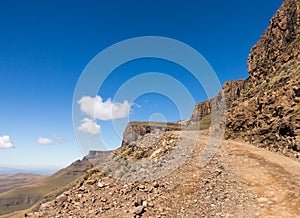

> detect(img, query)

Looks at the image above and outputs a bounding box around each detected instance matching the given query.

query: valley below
[0,173,46,196]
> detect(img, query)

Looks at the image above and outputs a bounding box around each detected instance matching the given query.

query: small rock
[86,179,96,185]
[152,182,159,188]
[142,200,148,207]
[134,199,143,207]
[257,197,268,204]
[158,207,164,212]
[97,182,104,188]
[133,205,144,215]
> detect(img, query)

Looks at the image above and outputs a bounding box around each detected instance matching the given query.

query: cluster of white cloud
[0,135,14,149]
[36,134,65,145]
[0,134,65,149]
[37,137,54,145]
[77,117,100,136]
[77,95,131,136]
[77,96,131,120]
[53,134,65,143]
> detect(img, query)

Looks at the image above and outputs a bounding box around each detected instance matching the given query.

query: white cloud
[0,135,14,149]
[77,118,100,136]
[77,95,131,121]
[53,134,65,143]
[37,137,54,145]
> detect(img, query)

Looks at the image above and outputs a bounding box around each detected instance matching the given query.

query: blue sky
[0,0,282,170]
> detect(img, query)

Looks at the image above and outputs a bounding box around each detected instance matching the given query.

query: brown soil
[26,130,300,217]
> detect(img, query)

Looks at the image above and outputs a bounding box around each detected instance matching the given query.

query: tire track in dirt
[220,139,300,217]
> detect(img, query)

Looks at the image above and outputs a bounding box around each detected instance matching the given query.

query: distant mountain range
[0,166,59,176]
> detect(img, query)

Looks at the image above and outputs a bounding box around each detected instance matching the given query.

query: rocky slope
[26,130,300,218]
[247,0,300,82]
[0,157,93,216]
[25,131,258,218]
[226,0,300,157]
[189,0,300,157]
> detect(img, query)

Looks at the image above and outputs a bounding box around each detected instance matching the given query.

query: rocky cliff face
[121,122,181,146]
[190,0,300,157]
[248,0,300,83]
[226,0,300,156]
[190,79,244,122]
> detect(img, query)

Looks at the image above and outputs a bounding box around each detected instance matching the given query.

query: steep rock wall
[121,122,181,146]
[227,0,300,156]
[190,79,244,122]
[248,0,300,83]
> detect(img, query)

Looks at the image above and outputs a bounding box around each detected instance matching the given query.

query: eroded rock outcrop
[248,0,300,83]
[226,0,300,156]
[121,122,181,146]
[190,0,300,157]
[190,79,244,122]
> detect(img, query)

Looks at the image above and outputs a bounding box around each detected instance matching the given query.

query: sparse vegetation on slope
[0,173,46,195]
[0,158,93,216]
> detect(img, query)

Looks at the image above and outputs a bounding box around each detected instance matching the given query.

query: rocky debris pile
[116,130,179,161]
[91,131,197,182]
[132,128,165,149]
[27,134,258,218]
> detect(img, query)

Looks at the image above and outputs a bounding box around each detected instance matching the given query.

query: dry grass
[0,159,91,216]
[0,173,46,195]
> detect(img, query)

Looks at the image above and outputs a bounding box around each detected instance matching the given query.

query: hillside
[0,157,93,216]
[0,173,46,195]
[26,130,300,217]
